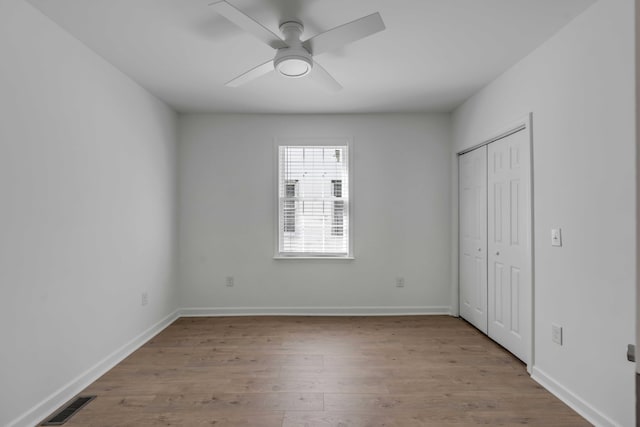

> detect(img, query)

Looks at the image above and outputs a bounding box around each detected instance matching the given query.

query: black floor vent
[41,395,96,425]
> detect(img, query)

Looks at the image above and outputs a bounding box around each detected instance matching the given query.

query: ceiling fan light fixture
[275,54,313,78]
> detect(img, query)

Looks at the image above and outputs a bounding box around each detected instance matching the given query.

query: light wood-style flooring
[60,316,588,426]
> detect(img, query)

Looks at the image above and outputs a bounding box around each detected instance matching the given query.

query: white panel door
[459,146,487,333]
[487,128,531,363]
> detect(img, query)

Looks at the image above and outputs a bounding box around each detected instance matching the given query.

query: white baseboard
[531,367,620,427]
[7,310,180,427]
[179,306,452,317]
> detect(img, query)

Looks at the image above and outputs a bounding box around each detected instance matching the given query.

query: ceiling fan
[210,1,386,91]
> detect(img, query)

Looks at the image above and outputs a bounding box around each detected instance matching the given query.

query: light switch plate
[551,228,562,247]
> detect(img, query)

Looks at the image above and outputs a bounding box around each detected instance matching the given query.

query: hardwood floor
[59,316,588,426]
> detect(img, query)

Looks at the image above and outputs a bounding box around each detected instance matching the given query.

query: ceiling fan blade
[303,12,385,56]
[309,61,342,92]
[226,60,275,87]
[210,1,288,50]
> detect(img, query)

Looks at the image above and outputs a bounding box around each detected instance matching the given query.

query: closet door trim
[458,122,527,156]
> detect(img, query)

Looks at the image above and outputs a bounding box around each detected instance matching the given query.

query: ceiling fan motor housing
[274,21,313,78]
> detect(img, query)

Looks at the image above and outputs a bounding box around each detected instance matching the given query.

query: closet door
[459,146,487,333]
[487,129,531,363]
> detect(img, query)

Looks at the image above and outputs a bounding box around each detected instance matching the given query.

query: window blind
[278,145,350,256]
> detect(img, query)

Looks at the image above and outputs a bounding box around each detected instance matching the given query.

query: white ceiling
[26,0,596,113]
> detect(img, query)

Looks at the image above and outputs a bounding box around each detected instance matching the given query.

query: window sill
[274,256,355,260]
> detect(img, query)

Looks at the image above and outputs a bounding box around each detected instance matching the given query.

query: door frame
[456,113,534,373]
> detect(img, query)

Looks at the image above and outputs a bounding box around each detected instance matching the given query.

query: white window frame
[274,137,354,260]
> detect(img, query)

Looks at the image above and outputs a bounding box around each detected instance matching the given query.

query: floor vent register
[41,395,96,425]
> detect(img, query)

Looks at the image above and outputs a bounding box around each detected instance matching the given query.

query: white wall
[452,0,635,425]
[178,114,451,314]
[0,1,178,426]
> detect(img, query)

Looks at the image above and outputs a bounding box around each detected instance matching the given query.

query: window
[276,140,351,258]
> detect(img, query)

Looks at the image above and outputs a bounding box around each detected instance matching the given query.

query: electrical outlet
[225,276,234,287]
[395,277,405,288]
[141,292,148,306]
[551,324,563,345]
